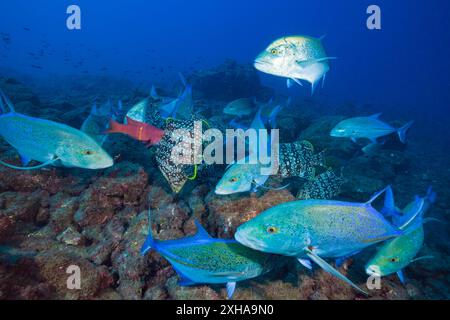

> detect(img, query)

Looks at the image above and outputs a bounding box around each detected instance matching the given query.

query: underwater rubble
[0,66,449,300]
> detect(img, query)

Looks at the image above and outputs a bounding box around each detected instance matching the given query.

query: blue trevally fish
[140,208,274,299]
[234,187,420,294]
[0,91,113,170]
[216,107,283,195]
[365,186,437,283]
[254,35,336,94]
[330,113,414,147]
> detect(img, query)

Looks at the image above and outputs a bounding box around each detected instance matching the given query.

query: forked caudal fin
[397,121,414,143]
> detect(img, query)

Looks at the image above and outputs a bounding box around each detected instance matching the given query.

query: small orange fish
[105,117,164,147]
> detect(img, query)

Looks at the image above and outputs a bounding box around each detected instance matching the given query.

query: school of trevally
[0,1,449,300]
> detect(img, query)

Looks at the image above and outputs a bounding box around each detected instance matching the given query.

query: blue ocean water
[0,0,449,300]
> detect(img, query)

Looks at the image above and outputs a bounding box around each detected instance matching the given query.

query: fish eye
[82,150,94,156]
[266,226,278,234]
[390,257,399,263]
[270,49,278,55]
[229,177,238,183]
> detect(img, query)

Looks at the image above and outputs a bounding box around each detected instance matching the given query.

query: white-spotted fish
[297,167,344,200]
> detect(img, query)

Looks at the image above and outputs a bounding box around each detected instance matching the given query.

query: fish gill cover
[0,0,449,301]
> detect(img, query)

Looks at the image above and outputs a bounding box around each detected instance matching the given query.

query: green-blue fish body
[0,91,113,170]
[141,218,273,298]
[235,187,410,294]
[365,187,436,283]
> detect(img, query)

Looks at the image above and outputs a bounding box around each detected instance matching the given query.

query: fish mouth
[235,230,267,252]
[254,60,270,70]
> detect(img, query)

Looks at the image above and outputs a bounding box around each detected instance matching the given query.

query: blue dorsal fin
[0,90,15,114]
[366,186,389,206]
[426,186,437,204]
[150,85,159,99]
[194,220,212,239]
[381,185,399,217]
[369,113,382,119]
[178,72,187,87]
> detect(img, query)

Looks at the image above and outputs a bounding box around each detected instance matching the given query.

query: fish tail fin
[140,207,156,256]
[397,121,414,143]
[0,90,15,115]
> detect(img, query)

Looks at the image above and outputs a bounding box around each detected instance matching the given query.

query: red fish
[106,117,164,146]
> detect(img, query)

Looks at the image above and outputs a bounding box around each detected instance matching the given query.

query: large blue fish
[0,91,113,170]
[141,208,274,299]
[235,187,420,294]
[330,113,414,149]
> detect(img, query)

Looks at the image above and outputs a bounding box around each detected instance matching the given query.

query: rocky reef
[0,66,449,300]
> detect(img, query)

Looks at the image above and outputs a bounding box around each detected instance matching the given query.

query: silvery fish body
[254,35,334,93]
[330,113,414,144]
[0,92,113,170]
